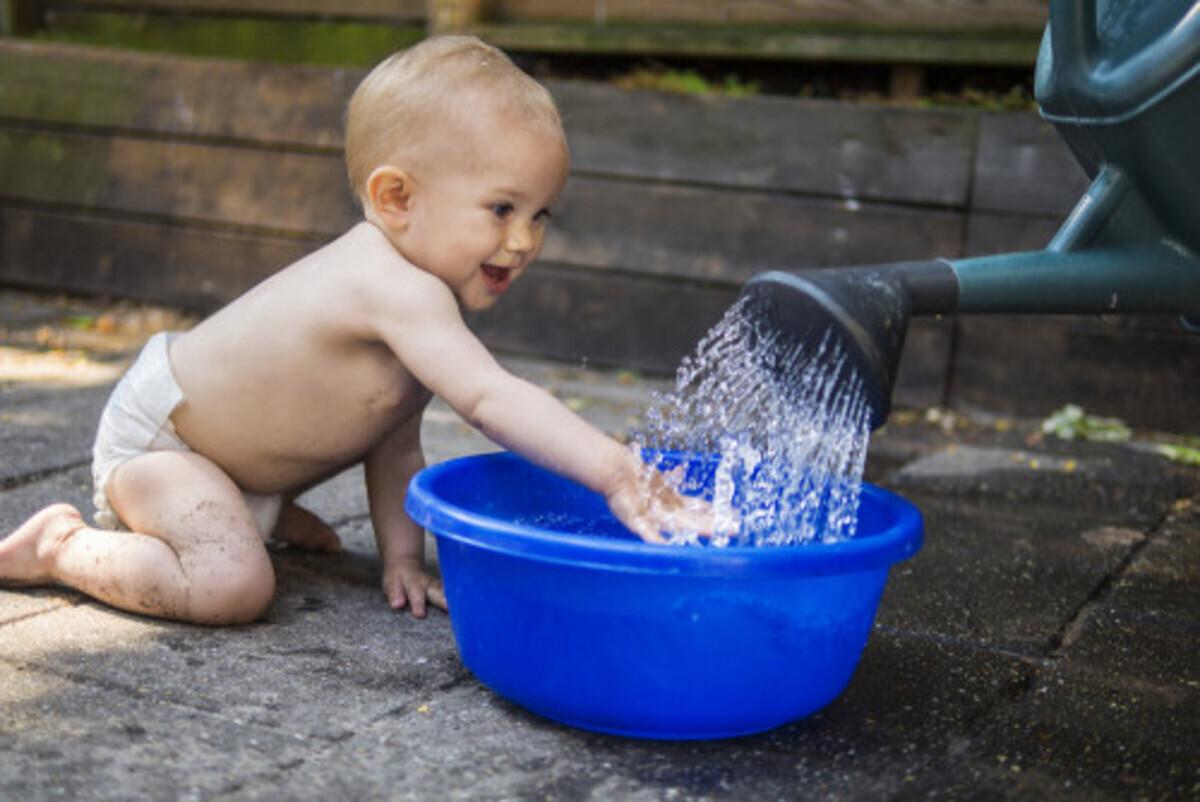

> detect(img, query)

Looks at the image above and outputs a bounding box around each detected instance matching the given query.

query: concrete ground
[1,290,1197,801]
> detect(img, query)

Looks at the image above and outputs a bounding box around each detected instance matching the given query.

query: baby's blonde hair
[345,36,565,205]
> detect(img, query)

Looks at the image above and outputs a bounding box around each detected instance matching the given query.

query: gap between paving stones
[1049,516,1162,655]
[1,461,91,491]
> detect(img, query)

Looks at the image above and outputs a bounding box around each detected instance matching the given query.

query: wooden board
[550,79,976,206]
[547,177,965,282]
[1,207,316,309]
[34,10,423,67]
[492,0,1047,30]
[892,317,954,410]
[950,315,1200,431]
[467,262,739,373]
[972,112,1089,217]
[965,213,1062,257]
[469,22,1043,66]
[46,0,426,21]
[0,127,359,235]
[0,40,359,145]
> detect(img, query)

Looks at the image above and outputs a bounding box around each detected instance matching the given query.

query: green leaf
[1041,404,1130,442]
[1157,444,1200,465]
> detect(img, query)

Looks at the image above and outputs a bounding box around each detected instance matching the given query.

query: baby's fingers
[402,575,448,617]
[625,503,716,544]
[384,574,411,613]
[425,580,448,613]
[383,567,440,618]
[627,516,669,545]
[664,498,738,540]
[396,577,434,618]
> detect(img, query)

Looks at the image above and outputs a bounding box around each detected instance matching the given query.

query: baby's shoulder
[334,225,442,289]
[308,227,457,331]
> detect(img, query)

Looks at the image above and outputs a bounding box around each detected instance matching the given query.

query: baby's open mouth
[480,263,514,293]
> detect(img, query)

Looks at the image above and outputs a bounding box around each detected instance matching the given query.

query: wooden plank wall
[1,40,1196,431]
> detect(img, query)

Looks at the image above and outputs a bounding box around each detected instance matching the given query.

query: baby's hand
[605,454,721,544]
[382,555,447,618]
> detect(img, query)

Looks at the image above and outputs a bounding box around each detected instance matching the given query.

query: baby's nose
[506,221,535,253]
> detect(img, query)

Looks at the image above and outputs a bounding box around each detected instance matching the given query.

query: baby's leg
[2,451,276,625]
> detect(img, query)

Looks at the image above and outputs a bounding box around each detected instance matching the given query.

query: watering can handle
[1042,0,1200,118]
[1049,0,1096,71]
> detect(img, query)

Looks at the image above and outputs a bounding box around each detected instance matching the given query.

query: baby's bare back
[168,225,432,495]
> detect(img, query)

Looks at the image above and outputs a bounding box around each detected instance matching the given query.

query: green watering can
[741,0,1200,429]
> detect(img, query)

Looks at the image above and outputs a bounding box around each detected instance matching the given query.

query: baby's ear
[366,166,414,232]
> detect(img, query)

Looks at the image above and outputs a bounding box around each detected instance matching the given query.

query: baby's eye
[491,202,514,219]
[534,208,553,224]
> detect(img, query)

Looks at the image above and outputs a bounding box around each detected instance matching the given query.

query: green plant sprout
[614,68,760,97]
[1156,441,1200,466]
[1042,403,1200,465]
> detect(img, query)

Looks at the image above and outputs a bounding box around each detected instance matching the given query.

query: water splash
[634,295,872,547]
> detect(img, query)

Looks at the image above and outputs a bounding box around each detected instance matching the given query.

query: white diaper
[91,332,281,537]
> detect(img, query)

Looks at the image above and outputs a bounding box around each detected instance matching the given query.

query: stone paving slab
[1,291,1197,800]
[2,385,107,486]
[961,664,1198,800]
[1,665,318,801]
[1103,499,1200,625]
[879,441,1183,656]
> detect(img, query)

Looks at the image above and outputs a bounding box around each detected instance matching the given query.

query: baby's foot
[0,504,86,586]
[271,502,342,553]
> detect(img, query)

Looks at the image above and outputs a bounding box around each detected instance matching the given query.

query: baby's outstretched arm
[368,266,714,545]
[464,383,717,543]
[365,413,446,617]
[445,369,715,542]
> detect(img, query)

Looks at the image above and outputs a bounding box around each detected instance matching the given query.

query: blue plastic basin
[406,451,923,740]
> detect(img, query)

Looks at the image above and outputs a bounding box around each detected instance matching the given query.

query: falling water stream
[635,295,873,547]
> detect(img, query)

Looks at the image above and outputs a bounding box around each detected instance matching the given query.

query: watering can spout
[739,241,1200,431]
[738,261,958,431]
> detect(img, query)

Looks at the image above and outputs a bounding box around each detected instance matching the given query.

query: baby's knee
[192,559,276,625]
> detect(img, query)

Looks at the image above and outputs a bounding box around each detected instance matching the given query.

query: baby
[0,36,712,625]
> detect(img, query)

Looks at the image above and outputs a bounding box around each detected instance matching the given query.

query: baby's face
[399,116,570,311]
